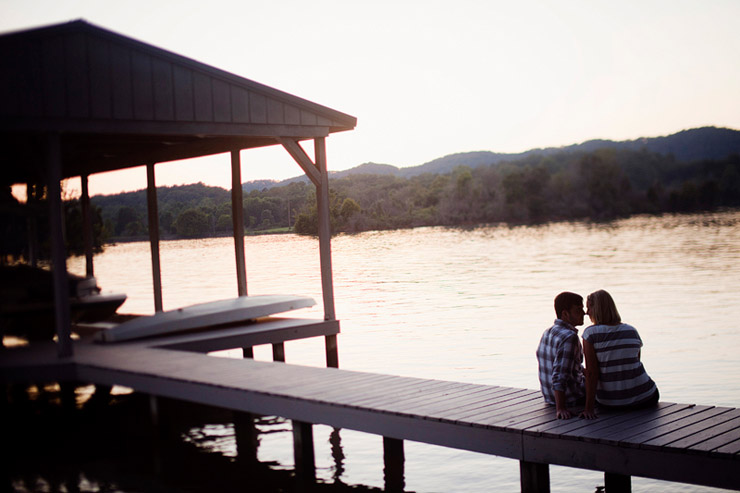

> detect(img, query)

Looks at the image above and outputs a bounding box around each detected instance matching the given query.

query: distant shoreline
[105,227,294,244]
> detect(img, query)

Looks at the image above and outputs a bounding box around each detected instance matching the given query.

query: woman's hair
[587,290,622,325]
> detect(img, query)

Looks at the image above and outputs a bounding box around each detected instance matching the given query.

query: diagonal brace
[279,138,321,186]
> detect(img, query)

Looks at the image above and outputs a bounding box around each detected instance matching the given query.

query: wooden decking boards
[2,329,739,491]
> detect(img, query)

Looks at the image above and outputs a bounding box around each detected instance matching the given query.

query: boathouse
[0,19,355,362]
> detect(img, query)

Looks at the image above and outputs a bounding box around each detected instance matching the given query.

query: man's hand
[556,407,572,419]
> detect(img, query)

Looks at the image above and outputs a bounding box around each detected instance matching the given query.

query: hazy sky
[2,0,739,196]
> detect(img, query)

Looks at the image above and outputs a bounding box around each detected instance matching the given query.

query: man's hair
[554,291,583,318]
[587,290,622,325]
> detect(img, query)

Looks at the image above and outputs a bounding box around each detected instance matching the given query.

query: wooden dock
[2,322,739,493]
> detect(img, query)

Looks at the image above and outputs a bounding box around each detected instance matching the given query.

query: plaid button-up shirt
[536,319,585,406]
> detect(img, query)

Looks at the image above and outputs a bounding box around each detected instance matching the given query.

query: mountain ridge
[243,126,740,191]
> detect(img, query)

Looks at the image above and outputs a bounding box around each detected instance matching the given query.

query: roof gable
[0,20,356,134]
[0,20,356,184]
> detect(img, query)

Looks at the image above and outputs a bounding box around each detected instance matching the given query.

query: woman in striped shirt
[580,290,659,419]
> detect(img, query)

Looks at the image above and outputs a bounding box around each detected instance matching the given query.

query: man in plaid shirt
[537,292,586,419]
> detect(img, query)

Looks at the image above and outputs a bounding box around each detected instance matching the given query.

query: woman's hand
[579,408,598,419]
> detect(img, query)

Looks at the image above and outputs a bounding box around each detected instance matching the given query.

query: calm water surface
[65,211,740,492]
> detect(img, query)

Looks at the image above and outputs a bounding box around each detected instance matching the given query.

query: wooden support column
[234,411,259,467]
[605,472,631,493]
[231,150,248,297]
[520,461,550,493]
[272,342,285,362]
[26,184,39,267]
[143,165,165,440]
[292,420,316,484]
[47,133,72,358]
[146,163,163,312]
[383,437,405,492]
[280,137,340,368]
[234,342,259,465]
[314,138,339,368]
[314,137,335,321]
[80,174,94,277]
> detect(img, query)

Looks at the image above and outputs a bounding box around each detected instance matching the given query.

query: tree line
[292,148,740,234]
[2,147,738,262]
[84,148,740,239]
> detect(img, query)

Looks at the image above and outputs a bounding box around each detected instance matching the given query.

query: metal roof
[0,20,357,185]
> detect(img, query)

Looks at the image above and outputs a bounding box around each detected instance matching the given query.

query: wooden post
[325,334,339,369]
[314,138,339,368]
[231,150,248,297]
[80,174,94,278]
[292,420,316,484]
[235,341,259,466]
[47,133,72,358]
[146,163,163,313]
[26,183,39,267]
[383,437,405,492]
[520,461,550,493]
[234,411,259,467]
[314,137,334,321]
[605,472,631,493]
[272,342,285,362]
[149,394,160,429]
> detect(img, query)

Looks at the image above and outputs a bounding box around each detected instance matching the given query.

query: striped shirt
[536,319,585,406]
[582,323,657,407]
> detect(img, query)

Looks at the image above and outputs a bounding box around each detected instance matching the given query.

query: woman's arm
[580,338,599,419]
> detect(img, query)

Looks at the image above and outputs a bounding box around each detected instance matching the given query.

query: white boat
[95,294,316,343]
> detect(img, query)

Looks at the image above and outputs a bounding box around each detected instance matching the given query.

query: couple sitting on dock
[536,290,659,419]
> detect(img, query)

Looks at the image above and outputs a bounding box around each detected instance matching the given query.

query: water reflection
[4,386,386,493]
[329,428,346,484]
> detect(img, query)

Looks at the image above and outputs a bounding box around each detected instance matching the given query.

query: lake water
[62,210,740,492]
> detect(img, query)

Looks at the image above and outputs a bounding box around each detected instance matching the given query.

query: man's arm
[551,333,579,419]
[553,390,572,419]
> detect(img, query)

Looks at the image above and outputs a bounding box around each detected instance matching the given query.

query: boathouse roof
[0,20,357,186]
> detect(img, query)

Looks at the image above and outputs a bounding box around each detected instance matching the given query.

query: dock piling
[605,472,631,492]
[234,411,259,467]
[383,437,405,492]
[520,460,550,493]
[292,420,316,484]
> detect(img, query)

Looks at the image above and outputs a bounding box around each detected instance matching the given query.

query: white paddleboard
[95,294,316,343]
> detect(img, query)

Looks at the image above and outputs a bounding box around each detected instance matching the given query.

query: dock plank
[640,409,740,449]
[687,423,740,453]
[382,383,513,417]
[557,403,677,438]
[445,388,535,421]
[714,439,740,455]
[416,387,537,421]
[610,406,721,445]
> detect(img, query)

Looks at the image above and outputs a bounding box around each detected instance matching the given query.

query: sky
[2,0,739,197]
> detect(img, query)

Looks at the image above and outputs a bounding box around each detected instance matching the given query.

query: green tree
[339,197,361,221]
[115,206,139,236]
[173,208,210,237]
[215,214,232,232]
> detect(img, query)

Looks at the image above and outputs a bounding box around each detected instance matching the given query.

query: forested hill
[329,126,740,181]
[242,127,740,191]
[76,126,740,243]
